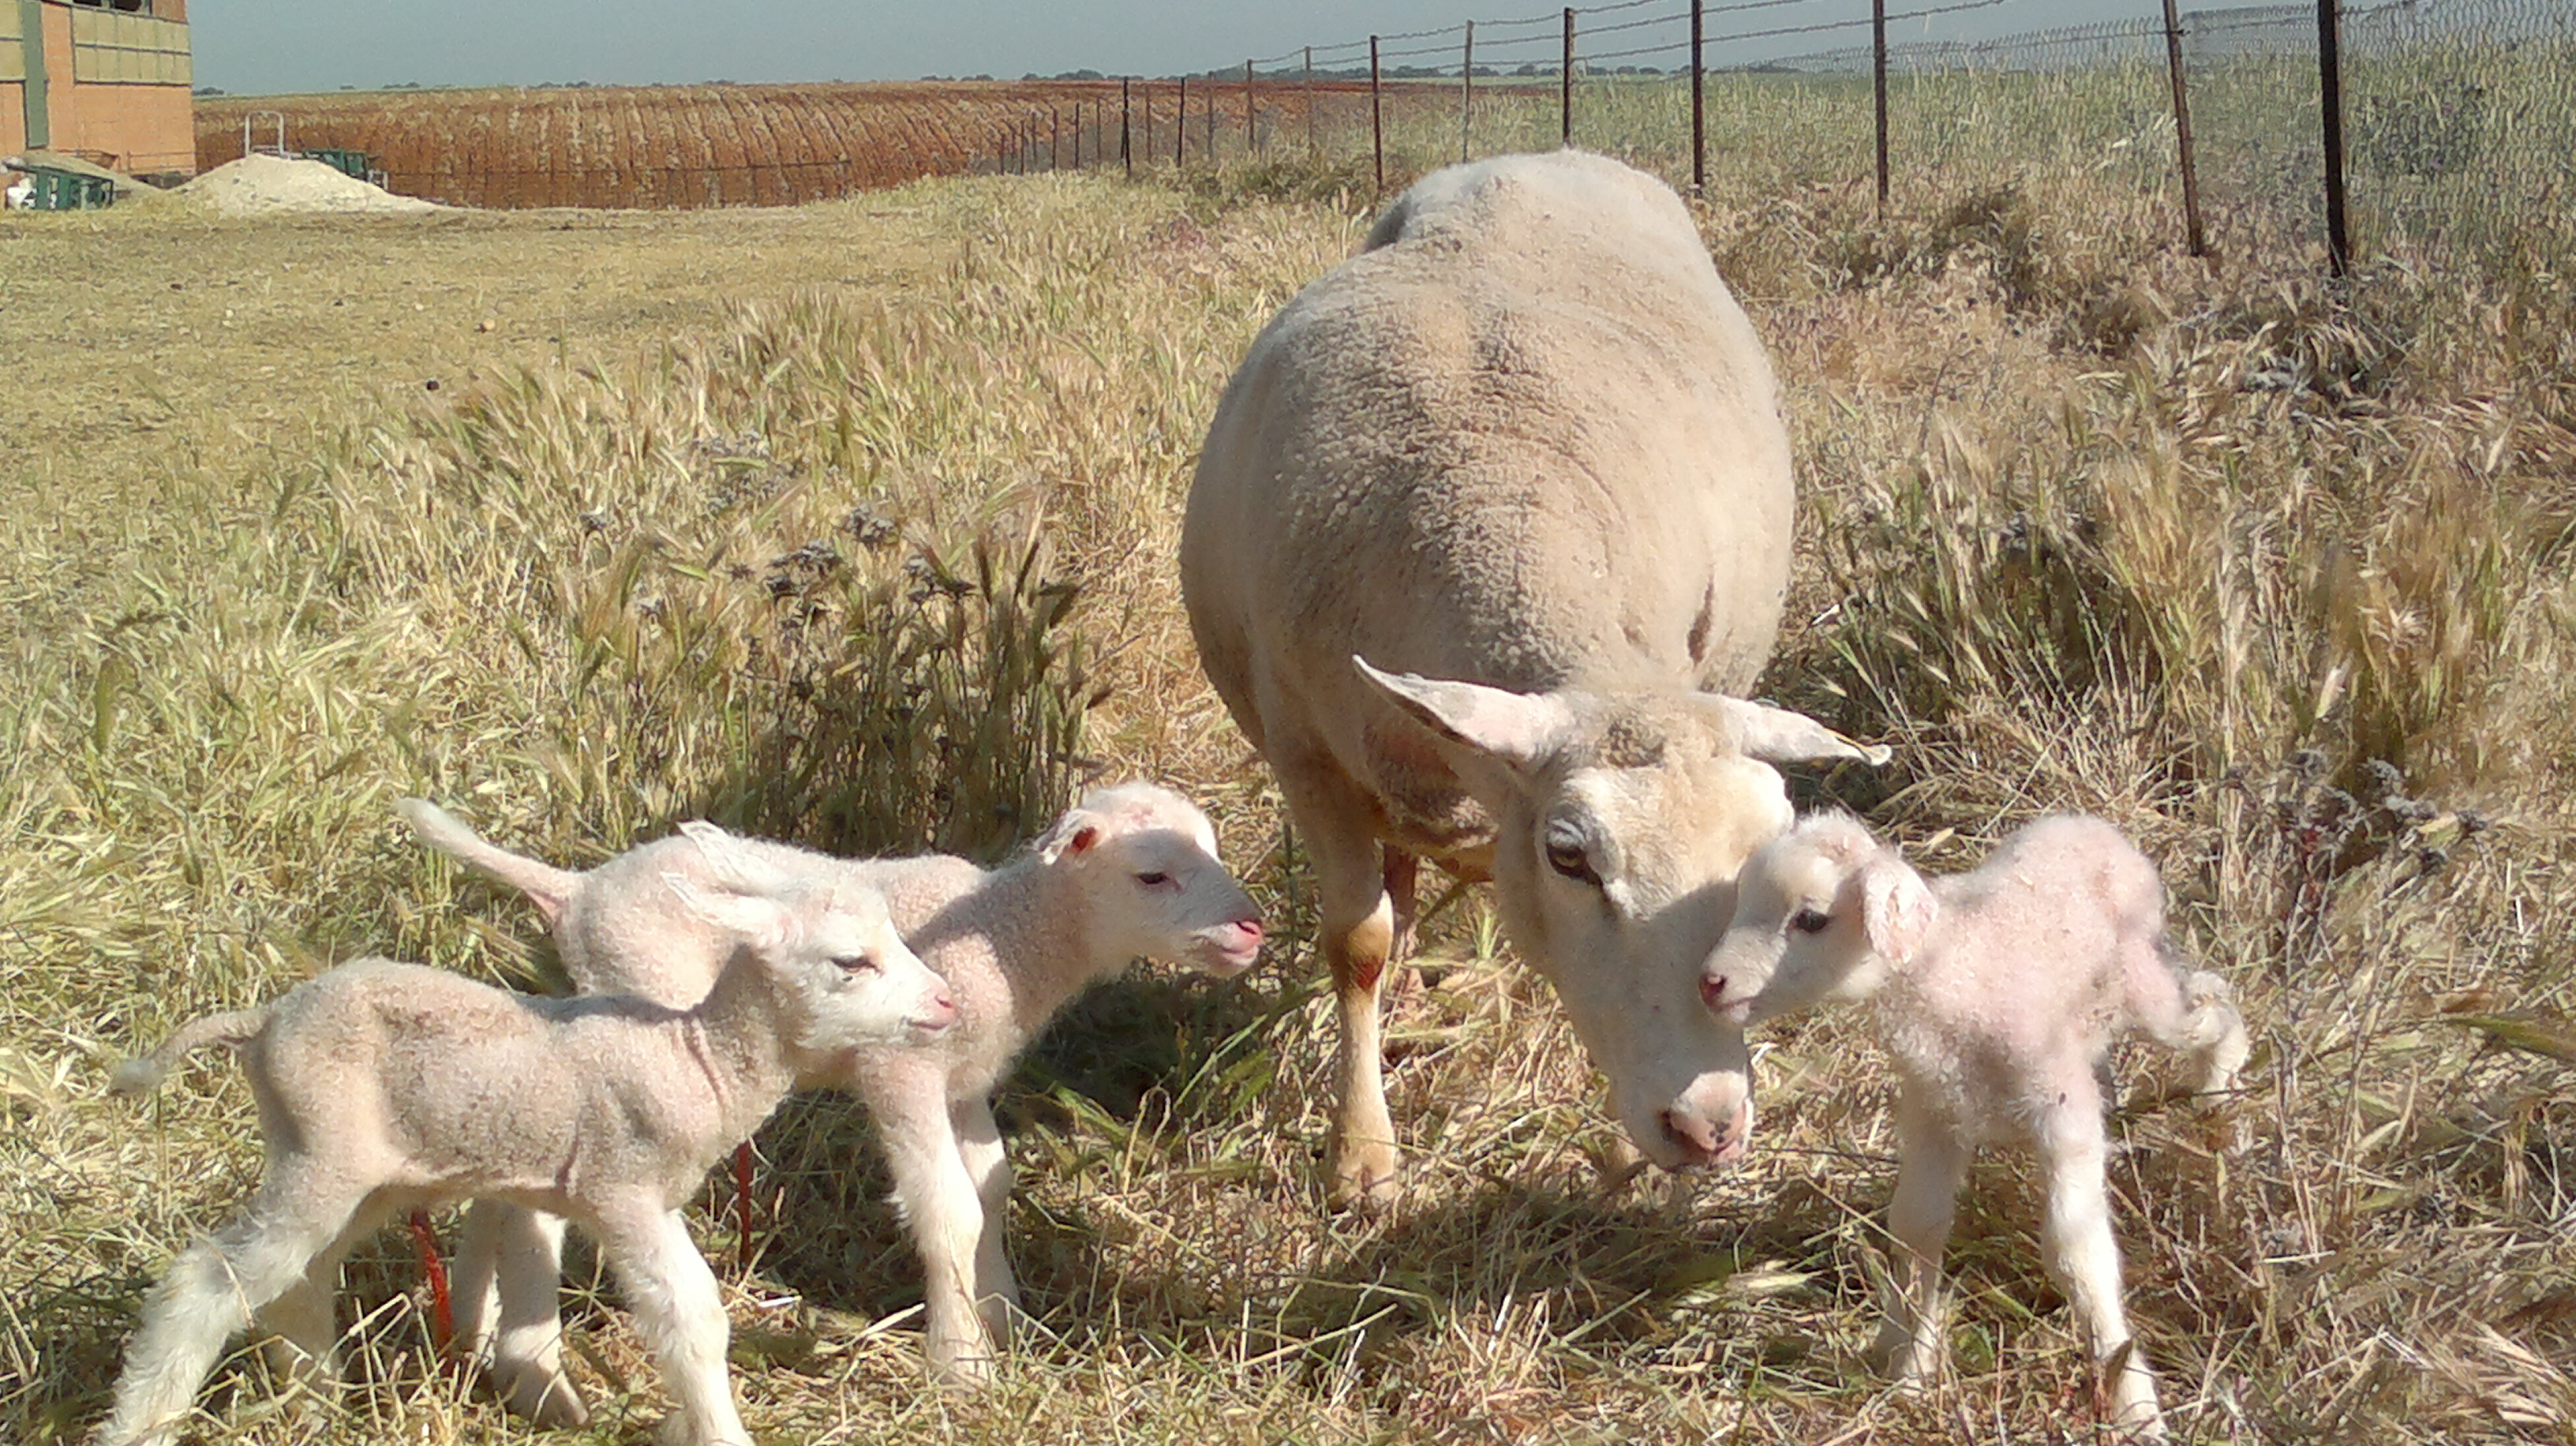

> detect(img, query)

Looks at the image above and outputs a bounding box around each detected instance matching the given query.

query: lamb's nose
[1659,1107,1724,1167]
[1233,920,1264,945]
[1698,972,1730,1012]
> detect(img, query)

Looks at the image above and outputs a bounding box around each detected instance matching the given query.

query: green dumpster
[298,148,375,180]
[17,167,116,211]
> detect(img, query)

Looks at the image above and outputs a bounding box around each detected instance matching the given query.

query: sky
[189,0,2136,96]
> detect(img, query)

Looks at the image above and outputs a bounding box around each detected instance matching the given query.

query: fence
[1172,0,2573,278]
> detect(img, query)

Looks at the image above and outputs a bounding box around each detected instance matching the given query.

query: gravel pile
[181,154,443,216]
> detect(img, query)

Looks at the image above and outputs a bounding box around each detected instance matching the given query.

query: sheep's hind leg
[1869,1100,1968,1389]
[101,1170,368,1446]
[2036,1088,2165,1438]
[455,1200,590,1428]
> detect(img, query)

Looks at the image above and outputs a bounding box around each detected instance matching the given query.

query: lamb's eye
[833,953,882,975]
[1788,908,1832,935]
[1134,871,1170,887]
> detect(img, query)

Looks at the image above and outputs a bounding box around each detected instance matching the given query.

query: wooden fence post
[1874,0,1890,213]
[1206,74,1217,159]
[1371,35,1385,196]
[1051,106,1061,170]
[1176,76,1187,167]
[1462,21,1474,163]
[1690,0,1705,194]
[1122,77,1133,178]
[1561,8,1574,146]
[2316,0,2350,275]
[1245,59,1256,155]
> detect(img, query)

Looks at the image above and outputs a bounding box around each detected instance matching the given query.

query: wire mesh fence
[1191,0,2576,279]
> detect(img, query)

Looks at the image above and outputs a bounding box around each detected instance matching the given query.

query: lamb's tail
[2131,942,2251,1098]
[109,1009,269,1097]
[396,798,580,925]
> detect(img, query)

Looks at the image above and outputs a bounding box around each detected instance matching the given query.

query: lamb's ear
[665,873,796,953]
[1698,696,1891,767]
[676,820,791,897]
[1034,807,1106,864]
[1354,656,1574,771]
[1857,856,1936,967]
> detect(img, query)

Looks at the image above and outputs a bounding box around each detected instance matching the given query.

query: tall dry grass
[5,125,2574,1446]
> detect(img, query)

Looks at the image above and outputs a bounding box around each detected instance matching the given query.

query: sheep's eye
[1788,908,1832,935]
[833,953,882,976]
[1543,830,1601,887]
[1134,871,1170,887]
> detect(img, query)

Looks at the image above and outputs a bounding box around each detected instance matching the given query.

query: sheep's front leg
[872,1072,994,1385]
[454,1200,590,1428]
[1282,768,1405,1206]
[1869,1101,1968,1388]
[2035,1099,2164,1437]
[590,1204,747,1446]
[953,1095,1021,1343]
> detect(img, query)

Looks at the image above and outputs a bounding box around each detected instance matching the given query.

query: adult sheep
[1182,151,1880,1202]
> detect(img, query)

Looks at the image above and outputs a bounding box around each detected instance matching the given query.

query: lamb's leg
[1868,1099,1968,1388]
[454,1200,589,1428]
[253,1203,382,1402]
[101,1169,365,1446]
[871,1070,994,1385]
[953,1095,1021,1344]
[2035,1085,2164,1438]
[589,1204,747,1446]
[1282,766,1402,1205]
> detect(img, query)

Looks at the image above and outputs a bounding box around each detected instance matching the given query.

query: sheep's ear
[1035,808,1106,863]
[1354,656,1573,771]
[665,874,796,953]
[1858,857,1936,966]
[1698,697,1889,767]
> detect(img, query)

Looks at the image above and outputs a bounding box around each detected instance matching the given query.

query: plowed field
[197,81,1387,209]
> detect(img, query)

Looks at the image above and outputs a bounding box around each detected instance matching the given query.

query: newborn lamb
[400,781,1263,1403]
[98,824,955,1446]
[1701,812,2248,1438]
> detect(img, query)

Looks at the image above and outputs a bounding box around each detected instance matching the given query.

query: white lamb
[97,824,957,1446]
[399,781,1264,1405]
[1700,813,2248,1438]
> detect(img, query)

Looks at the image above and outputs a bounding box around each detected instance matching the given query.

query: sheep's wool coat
[1182,150,1793,860]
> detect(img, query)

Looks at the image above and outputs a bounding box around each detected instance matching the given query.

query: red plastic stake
[408,1209,454,1352]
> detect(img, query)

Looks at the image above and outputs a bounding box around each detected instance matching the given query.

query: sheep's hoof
[1326,1148,1402,1211]
[492,1362,590,1429]
[927,1341,996,1390]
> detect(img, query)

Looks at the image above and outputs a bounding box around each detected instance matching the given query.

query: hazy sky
[192,1,2132,96]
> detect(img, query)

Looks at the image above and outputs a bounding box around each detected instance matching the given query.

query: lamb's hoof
[493,1363,590,1429]
[927,1341,996,1390]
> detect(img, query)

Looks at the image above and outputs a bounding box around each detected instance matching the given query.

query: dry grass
[5,133,2574,1446]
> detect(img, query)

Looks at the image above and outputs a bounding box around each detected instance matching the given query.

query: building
[2,0,195,185]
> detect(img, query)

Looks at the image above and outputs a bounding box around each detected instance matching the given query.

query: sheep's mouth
[905,1013,957,1036]
[1192,927,1264,976]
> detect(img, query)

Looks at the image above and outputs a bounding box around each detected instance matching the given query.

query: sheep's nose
[1659,1103,1746,1169]
[1698,972,1730,1012]
[1230,919,1264,946]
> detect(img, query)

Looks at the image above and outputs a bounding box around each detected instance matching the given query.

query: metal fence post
[2317,0,2351,275]
[1122,77,1133,178]
[1371,35,1385,195]
[1690,0,1705,195]
[1462,21,1475,164]
[1177,75,1188,167]
[1874,0,1890,214]
[1561,9,1574,147]
[1305,46,1317,155]
[1206,75,1218,161]
[1246,59,1256,155]
[2161,0,2209,255]
[1051,106,1061,170]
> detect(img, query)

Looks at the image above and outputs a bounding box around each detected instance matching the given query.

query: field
[195,82,1410,209]
[9,77,2576,1446]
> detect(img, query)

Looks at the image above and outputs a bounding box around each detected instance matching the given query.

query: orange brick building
[3,0,195,182]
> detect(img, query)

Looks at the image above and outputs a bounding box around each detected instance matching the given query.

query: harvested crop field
[196,81,1398,209]
[6,137,2576,1446]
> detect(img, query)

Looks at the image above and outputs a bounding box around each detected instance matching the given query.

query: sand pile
[181,154,444,216]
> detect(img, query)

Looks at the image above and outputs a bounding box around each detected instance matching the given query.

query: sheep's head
[1700,813,1932,1028]
[1035,783,1264,977]
[667,822,960,1047]
[1354,657,1885,1171]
